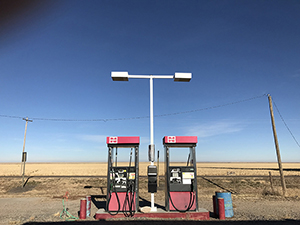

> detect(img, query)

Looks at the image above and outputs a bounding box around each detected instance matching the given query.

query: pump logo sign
[108,137,118,143]
[167,136,176,143]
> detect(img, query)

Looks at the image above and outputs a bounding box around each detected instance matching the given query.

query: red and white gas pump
[164,136,199,212]
[106,136,139,217]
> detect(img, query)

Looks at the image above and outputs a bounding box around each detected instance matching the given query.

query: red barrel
[86,196,91,217]
[218,198,225,220]
[80,198,87,219]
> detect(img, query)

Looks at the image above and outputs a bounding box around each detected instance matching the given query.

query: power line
[155,94,267,117]
[0,94,267,122]
[272,100,300,148]
[0,115,23,119]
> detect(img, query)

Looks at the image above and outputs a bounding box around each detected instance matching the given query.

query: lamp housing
[174,72,192,82]
[111,71,129,81]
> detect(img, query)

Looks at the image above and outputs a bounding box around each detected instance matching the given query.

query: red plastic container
[218,198,225,220]
[79,198,87,219]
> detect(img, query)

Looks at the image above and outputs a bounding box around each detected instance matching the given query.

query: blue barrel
[215,191,234,218]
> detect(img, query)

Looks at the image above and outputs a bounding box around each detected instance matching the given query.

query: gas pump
[106,136,139,217]
[164,136,199,212]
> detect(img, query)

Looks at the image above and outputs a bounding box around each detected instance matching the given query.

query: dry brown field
[1,162,299,200]
[1,162,299,177]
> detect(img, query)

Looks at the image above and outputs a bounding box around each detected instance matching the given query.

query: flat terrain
[0,162,299,224]
[1,162,300,176]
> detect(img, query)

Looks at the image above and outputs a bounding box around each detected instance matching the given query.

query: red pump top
[106,136,140,145]
[163,136,197,144]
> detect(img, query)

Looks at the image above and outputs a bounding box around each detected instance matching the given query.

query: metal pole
[165,146,170,211]
[135,146,139,212]
[268,94,286,196]
[157,150,160,187]
[150,76,154,165]
[149,76,157,211]
[21,117,32,187]
[115,147,118,167]
[106,147,112,210]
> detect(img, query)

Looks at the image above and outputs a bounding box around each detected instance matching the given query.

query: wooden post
[21,117,33,187]
[157,150,159,187]
[268,94,286,196]
[269,172,275,194]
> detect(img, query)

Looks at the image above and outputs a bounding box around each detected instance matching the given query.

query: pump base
[95,207,209,220]
[107,192,136,212]
[168,191,196,211]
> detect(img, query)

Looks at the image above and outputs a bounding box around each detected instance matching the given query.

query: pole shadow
[138,196,164,210]
[91,195,106,209]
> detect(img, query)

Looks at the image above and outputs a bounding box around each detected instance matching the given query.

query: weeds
[262,187,281,196]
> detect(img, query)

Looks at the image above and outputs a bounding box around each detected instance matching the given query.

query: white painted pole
[149,76,157,211]
[150,76,154,165]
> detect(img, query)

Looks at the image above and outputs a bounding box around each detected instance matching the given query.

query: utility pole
[157,150,159,187]
[268,94,286,196]
[21,117,33,187]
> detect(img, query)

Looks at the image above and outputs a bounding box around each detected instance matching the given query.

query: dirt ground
[1,162,299,224]
[0,176,300,224]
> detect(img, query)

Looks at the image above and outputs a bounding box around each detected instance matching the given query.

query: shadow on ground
[200,167,300,172]
[90,195,164,210]
[23,219,300,225]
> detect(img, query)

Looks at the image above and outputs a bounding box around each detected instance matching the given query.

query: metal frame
[106,140,139,212]
[164,139,199,212]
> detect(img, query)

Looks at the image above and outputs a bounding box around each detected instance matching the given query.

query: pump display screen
[182,172,194,179]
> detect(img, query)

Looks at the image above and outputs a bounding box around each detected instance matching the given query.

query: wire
[186,153,190,166]
[123,148,135,217]
[0,94,267,122]
[107,169,121,216]
[0,115,23,119]
[155,94,267,117]
[272,101,300,148]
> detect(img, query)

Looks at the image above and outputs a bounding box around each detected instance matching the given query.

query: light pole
[111,71,192,211]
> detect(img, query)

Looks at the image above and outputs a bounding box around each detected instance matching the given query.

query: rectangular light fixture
[174,72,192,82]
[111,71,129,81]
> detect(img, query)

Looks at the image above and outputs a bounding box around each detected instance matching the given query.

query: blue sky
[0,0,299,163]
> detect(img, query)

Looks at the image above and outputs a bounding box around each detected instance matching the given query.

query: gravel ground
[0,196,300,225]
[1,177,299,224]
